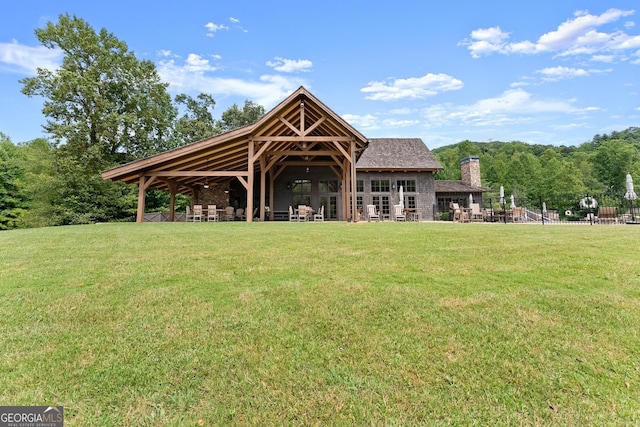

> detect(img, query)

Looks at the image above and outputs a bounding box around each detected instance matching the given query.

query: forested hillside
[432,127,640,206]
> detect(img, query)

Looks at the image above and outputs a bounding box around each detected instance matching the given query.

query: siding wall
[357,171,436,221]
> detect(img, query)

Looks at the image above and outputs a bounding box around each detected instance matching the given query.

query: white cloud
[361,73,463,101]
[266,57,313,73]
[342,113,380,130]
[536,66,589,80]
[420,89,579,128]
[205,22,228,37]
[0,40,62,74]
[156,58,305,108]
[230,17,240,24]
[591,54,615,63]
[536,66,612,81]
[185,53,216,72]
[461,8,639,59]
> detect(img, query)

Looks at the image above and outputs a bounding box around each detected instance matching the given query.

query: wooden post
[351,140,357,222]
[246,138,254,223]
[259,156,266,222]
[168,180,177,222]
[136,176,146,223]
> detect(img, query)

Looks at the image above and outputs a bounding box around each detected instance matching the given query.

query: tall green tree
[593,139,638,195]
[174,93,217,144]
[20,13,176,170]
[0,134,29,229]
[19,14,177,224]
[217,100,265,133]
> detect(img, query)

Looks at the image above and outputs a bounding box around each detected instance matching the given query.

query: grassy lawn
[1,221,639,425]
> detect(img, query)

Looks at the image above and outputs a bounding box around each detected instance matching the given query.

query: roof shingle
[356,138,443,170]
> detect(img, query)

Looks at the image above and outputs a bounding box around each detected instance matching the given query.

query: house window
[356,180,364,193]
[371,179,390,192]
[405,195,416,209]
[292,179,311,206]
[356,196,363,212]
[319,180,338,192]
[396,180,416,192]
[372,195,390,215]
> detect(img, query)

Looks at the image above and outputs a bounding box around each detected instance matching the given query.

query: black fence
[435,191,639,224]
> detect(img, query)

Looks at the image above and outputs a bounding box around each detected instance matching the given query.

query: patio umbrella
[624,173,637,200]
[510,194,516,209]
[469,193,473,207]
[542,202,547,215]
[399,185,404,209]
[499,186,505,206]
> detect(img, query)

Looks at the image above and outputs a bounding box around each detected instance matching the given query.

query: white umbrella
[499,186,505,205]
[399,185,404,209]
[542,202,547,214]
[469,193,473,207]
[625,173,637,200]
[510,194,515,209]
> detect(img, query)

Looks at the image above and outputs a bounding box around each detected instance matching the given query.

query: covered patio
[102,87,369,222]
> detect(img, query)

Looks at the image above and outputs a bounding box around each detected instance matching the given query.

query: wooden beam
[278,116,301,136]
[149,171,249,177]
[332,141,351,163]
[302,116,326,136]
[251,136,353,142]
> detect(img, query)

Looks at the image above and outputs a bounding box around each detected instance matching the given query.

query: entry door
[319,196,339,220]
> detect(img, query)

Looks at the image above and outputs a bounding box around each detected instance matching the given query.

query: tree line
[0,14,264,230]
[2,14,638,229]
[432,127,640,212]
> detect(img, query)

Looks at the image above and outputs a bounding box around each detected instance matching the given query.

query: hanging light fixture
[203,157,210,188]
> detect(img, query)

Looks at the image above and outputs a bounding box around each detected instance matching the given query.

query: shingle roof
[435,180,492,193]
[356,138,443,170]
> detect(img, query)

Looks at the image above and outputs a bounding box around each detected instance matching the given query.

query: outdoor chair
[393,204,406,221]
[235,208,245,221]
[185,206,193,222]
[367,204,380,222]
[224,206,235,221]
[207,205,218,222]
[470,203,483,222]
[298,205,308,222]
[451,203,467,222]
[314,205,325,222]
[192,205,203,222]
[512,206,526,222]
[288,206,299,222]
[597,207,618,224]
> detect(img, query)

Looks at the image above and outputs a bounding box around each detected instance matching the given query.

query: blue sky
[1,0,639,148]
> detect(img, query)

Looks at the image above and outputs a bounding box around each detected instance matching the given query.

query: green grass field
[1,222,639,426]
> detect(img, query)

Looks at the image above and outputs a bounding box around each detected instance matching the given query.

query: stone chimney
[460,156,481,188]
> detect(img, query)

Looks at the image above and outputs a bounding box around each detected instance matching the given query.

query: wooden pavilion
[102,87,369,222]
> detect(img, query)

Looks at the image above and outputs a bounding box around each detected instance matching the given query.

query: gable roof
[356,138,442,171]
[102,86,369,193]
[435,180,492,193]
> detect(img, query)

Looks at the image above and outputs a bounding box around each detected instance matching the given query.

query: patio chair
[207,205,218,222]
[313,205,325,222]
[288,205,299,222]
[223,206,235,221]
[451,203,467,222]
[298,205,308,222]
[193,205,203,222]
[235,208,245,221]
[185,206,194,222]
[367,204,380,222]
[470,203,483,222]
[393,204,406,221]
